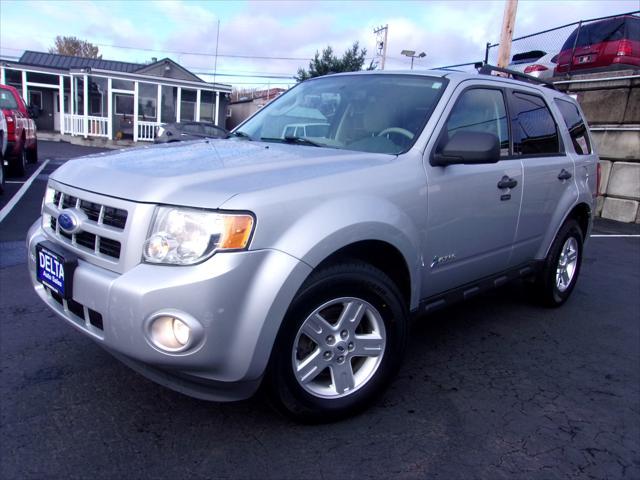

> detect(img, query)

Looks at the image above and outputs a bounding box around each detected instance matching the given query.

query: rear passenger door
[508,89,577,266]
[422,84,522,298]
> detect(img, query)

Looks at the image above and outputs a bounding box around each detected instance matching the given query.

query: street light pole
[401,50,426,70]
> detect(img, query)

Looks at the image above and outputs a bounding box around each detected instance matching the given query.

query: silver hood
[51,139,393,209]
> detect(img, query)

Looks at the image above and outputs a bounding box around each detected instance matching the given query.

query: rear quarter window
[555,99,592,155]
[510,91,560,156]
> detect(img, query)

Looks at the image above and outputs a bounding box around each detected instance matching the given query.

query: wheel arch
[539,201,593,259]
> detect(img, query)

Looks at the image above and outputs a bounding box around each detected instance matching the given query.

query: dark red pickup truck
[0,84,38,177]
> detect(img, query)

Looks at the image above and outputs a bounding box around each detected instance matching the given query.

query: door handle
[558,169,572,181]
[497,176,518,189]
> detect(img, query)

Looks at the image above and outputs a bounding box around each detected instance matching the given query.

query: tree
[295,42,373,82]
[49,36,101,58]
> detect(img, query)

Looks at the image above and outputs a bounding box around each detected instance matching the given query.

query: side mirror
[431,131,500,166]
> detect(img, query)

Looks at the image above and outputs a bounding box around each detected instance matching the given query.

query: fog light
[145,311,202,353]
[172,318,190,346]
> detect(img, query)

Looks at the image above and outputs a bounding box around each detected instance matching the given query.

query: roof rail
[478,64,557,90]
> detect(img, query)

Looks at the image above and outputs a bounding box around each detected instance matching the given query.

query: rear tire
[10,140,27,177]
[265,260,408,423]
[535,219,584,307]
[27,142,38,164]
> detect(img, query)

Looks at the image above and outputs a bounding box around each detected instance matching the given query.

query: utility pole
[497,0,518,69]
[374,25,388,70]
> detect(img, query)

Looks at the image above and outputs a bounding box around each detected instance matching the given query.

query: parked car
[28,70,597,422]
[509,51,559,79]
[282,122,330,138]
[0,109,6,193]
[555,14,640,75]
[154,121,228,143]
[0,84,38,177]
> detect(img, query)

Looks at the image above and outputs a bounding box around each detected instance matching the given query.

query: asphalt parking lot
[1,141,639,479]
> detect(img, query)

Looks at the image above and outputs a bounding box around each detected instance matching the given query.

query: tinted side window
[443,88,509,157]
[182,123,204,134]
[555,99,592,155]
[510,92,560,156]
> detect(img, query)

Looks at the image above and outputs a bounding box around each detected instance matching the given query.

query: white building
[0,51,232,142]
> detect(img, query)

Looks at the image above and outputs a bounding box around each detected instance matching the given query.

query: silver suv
[27,70,598,421]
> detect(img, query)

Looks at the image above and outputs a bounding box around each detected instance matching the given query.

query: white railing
[138,121,162,142]
[62,114,108,138]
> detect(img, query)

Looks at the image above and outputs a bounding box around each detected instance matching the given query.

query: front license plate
[36,241,77,299]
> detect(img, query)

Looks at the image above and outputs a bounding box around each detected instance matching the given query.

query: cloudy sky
[1,0,637,88]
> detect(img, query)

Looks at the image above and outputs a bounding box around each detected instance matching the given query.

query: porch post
[215,91,220,126]
[58,75,64,134]
[107,78,113,140]
[70,76,75,134]
[133,81,139,142]
[156,84,162,124]
[195,89,201,122]
[176,87,182,122]
[83,74,88,139]
[0,67,5,85]
[21,70,28,105]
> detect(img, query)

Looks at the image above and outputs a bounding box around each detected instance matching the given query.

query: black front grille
[99,238,121,259]
[50,217,57,231]
[47,288,104,331]
[61,194,77,209]
[75,231,97,250]
[79,200,101,222]
[60,230,72,240]
[103,206,127,229]
[53,191,62,206]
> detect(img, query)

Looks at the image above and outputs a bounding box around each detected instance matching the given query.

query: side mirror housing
[431,131,500,166]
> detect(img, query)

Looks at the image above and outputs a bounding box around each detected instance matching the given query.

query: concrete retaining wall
[557,70,640,223]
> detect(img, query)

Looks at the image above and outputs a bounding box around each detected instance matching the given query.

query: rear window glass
[510,92,560,156]
[0,89,19,109]
[562,16,639,50]
[555,99,592,155]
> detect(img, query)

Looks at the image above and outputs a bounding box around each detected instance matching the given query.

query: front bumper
[27,220,312,401]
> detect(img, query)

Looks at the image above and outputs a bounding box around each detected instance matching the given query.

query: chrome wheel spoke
[336,300,366,332]
[555,237,579,292]
[295,349,325,384]
[330,361,355,394]
[352,335,384,357]
[301,313,334,345]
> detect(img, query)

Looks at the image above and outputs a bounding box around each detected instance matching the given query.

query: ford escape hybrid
[28,70,597,422]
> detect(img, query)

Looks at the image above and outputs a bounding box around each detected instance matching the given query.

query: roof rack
[478,64,557,90]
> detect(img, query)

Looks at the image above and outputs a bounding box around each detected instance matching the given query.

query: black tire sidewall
[267,263,407,422]
[540,219,584,307]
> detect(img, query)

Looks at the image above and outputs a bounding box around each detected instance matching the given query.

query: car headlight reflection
[143,207,254,265]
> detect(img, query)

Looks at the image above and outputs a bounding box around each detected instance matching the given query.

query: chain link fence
[485,10,639,77]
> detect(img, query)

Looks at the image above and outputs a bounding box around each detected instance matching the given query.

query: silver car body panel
[28,70,596,400]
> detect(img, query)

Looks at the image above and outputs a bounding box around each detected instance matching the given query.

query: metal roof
[19,50,143,73]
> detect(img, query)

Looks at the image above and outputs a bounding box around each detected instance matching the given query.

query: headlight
[142,207,254,265]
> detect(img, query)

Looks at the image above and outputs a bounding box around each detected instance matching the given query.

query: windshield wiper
[261,136,324,147]
[228,130,252,140]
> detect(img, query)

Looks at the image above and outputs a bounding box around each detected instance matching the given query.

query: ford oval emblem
[58,211,79,234]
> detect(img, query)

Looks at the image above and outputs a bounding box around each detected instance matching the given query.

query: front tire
[266,261,408,423]
[535,219,584,307]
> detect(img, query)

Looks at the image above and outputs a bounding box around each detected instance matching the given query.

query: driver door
[421,84,523,298]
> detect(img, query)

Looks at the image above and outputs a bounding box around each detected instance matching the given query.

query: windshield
[237,74,447,154]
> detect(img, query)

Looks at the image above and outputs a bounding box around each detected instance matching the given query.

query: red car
[0,84,38,176]
[555,14,640,75]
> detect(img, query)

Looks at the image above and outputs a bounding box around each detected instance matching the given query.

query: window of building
[555,99,591,155]
[442,88,510,157]
[510,91,560,156]
[4,68,22,89]
[29,91,43,109]
[161,85,177,123]
[27,71,58,85]
[138,82,157,120]
[199,90,215,122]
[115,94,134,115]
[180,89,197,122]
[112,79,134,91]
